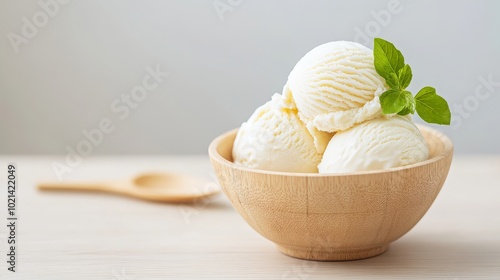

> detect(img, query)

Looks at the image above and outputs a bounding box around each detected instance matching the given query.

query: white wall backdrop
[1,0,499,154]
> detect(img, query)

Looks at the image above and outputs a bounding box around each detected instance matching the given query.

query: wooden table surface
[0,156,499,279]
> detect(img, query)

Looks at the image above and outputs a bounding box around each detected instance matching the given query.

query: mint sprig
[374,38,451,125]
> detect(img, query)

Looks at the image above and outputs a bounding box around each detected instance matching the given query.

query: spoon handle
[38,182,115,193]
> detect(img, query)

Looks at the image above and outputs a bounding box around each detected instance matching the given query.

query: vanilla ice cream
[284,41,388,139]
[233,93,332,173]
[318,115,429,173]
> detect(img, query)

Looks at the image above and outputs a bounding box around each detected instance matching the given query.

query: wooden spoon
[38,172,220,203]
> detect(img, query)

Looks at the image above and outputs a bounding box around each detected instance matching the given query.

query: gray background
[1,0,499,155]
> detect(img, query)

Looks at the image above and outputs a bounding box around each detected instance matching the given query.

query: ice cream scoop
[318,115,429,173]
[284,41,388,140]
[232,93,332,173]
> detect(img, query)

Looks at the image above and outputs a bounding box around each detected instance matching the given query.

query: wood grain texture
[0,155,499,279]
[209,126,453,261]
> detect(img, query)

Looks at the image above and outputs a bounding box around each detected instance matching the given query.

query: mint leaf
[374,38,405,81]
[380,89,413,114]
[386,72,400,89]
[398,64,412,89]
[398,96,415,115]
[415,87,451,125]
[398,107,412,116]
[373,38,451,125]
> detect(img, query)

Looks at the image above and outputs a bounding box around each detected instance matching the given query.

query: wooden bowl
[208,125,453,261]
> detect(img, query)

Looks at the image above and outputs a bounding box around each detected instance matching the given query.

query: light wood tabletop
[0,156,499,279]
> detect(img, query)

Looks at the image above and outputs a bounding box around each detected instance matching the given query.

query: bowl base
[277,244,389,261]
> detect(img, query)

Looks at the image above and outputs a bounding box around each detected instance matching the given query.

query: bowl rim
[208,124,453,177]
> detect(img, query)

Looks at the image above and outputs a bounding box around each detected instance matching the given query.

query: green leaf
[398,64,412,89]
[397,107,411,116]
[397,96,415,115]
[374,38,405,82]
[372,38,451,126]
[414,86,434,100]
[385,72,400,89]
[398,90,415,116]
[415,87,451,125]
[380,89,412,114]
